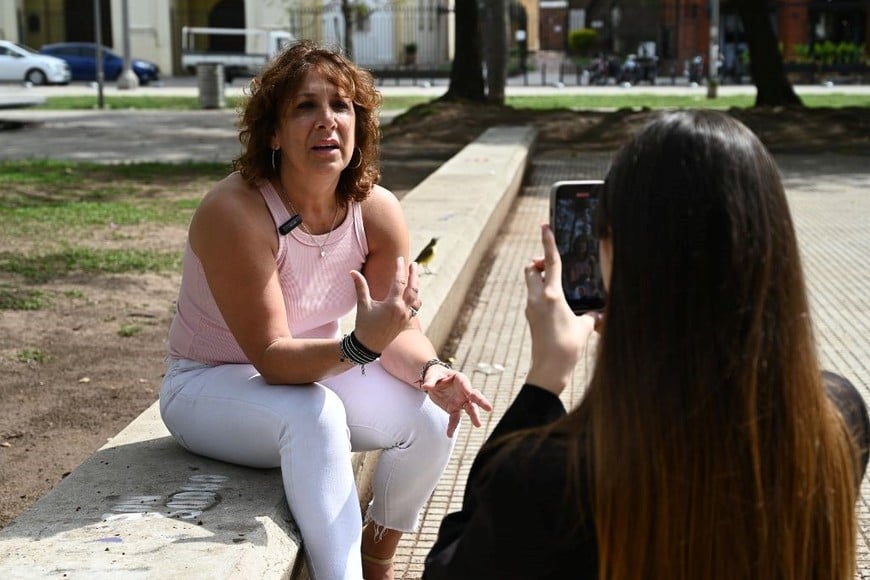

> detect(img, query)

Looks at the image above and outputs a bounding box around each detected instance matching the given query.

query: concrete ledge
[0,408,303,579]
[0,125,536,579]
[403,125,537,352]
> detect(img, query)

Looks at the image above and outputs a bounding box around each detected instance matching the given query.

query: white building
[0,0,462,76]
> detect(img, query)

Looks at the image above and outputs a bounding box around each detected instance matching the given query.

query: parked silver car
[0,40,71,85]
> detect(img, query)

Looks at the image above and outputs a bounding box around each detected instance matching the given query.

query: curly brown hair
[233,40,382,203]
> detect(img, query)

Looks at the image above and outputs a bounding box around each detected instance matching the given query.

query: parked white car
[0,40,71,85]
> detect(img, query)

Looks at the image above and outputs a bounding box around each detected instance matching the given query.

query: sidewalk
[5,77,870,100]
[391,151,870,579]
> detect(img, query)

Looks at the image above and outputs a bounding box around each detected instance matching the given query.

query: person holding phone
[424,110,869,580]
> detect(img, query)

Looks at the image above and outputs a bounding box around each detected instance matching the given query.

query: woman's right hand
[523,224,599,396]
[350,257,421,352]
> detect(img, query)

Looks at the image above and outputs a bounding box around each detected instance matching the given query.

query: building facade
[3,0,862,80]
[0,0,472,76]
[543,0,867,76]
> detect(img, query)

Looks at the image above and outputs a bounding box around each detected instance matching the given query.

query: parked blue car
[40,42,159,85]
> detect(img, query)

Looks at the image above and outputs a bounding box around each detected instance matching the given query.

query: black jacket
[424,374,870,579]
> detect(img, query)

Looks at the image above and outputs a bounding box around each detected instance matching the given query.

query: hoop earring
[351,147,363,169]
[271,148,279,171]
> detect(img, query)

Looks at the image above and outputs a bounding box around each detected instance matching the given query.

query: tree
[484,0,508,104]
[441,0,485,102]
[730,0,802,107]
[341,0,354,60]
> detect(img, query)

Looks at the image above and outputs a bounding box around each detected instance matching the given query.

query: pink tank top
[167,176,369,364]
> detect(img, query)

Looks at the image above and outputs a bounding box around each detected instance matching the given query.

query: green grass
[1,200,196,238]
[41,95,229,110]
[379,95,433,110]
[41,94,426,111]
[0,284,51,310]
[16,348,49,364]
[0,247,182,283]
[118,323,143,338]
[504,93,870,110]
[37,92,869,113]
[0,161,218,284]
[0,160,220,238]
[0,160,229,189]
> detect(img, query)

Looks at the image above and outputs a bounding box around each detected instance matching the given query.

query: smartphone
[548,180,606,314]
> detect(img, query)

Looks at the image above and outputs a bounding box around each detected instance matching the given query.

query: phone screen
[549,180,606,314]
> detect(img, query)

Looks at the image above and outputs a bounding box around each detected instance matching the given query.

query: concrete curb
[406,126,537,352]
[0,125,537,579]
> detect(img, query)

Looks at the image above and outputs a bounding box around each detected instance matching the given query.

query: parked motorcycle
[586,53,620,85]
[687,54,705,85]
[618,54,658,85]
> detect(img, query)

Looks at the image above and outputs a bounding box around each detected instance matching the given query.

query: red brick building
[552,1,868,78]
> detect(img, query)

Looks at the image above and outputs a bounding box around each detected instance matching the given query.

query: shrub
[792,43,812,63]
[834,41,863,64]
[568,28,597,55]
[814,40,837,65]
[788,41,866,66]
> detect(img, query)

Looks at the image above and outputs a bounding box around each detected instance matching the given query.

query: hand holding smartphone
[549,180,606,314]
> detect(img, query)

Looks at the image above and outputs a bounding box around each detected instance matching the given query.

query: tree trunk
[485,0,508,104]
[341,0,354,61]
[442,0,485,102]
[732,0,802,107]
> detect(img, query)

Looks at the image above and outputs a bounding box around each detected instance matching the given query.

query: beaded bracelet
[339,331,381,375]
[416,358,452,390]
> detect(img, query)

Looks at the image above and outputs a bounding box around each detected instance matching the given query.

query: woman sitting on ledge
[160,41,491,580]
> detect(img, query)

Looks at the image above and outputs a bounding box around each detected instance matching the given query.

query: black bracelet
[339,331,381,375]
[416,358,452,389]
[351,331,380,359]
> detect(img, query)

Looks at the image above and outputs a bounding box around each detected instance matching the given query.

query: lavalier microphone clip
[278,214,303,236]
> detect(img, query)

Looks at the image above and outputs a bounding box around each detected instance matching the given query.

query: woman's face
[272,68,356,177]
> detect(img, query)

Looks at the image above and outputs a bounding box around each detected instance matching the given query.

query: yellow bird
[414,237,439,274]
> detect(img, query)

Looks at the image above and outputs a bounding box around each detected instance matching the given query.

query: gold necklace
[278,182,340,258]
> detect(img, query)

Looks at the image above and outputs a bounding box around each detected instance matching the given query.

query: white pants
[159,358,456,580]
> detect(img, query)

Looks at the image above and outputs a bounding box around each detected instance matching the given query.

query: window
[810,6,866,44]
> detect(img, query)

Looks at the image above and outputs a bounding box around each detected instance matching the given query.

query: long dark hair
[233,40,381,202]
[545,110,856,579]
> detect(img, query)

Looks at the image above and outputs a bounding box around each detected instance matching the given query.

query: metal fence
[286,2,453,71]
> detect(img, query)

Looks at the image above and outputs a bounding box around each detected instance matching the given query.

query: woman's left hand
[524,224,599,396]
[420,367,492,438]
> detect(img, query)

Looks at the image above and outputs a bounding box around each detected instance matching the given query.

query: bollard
[197,63,225,109]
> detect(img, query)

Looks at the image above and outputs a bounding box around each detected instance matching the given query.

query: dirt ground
[2,102,870,530]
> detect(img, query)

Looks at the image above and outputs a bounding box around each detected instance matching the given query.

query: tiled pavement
[391,151,870,578]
